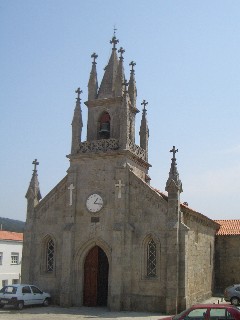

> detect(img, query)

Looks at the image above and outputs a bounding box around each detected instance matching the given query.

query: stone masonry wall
[215,235,240,293]
[183,211,216,307]
[128,172,168,312]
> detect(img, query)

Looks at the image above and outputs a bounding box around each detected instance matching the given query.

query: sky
[1,0,240,222]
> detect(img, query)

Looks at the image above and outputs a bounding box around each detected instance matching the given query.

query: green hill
[0,217,25,233]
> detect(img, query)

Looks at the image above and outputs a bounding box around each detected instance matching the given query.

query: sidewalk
[0,305,163,320]
[0,297,226,320]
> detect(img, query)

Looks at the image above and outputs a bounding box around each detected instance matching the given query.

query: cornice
[84,96,123,108]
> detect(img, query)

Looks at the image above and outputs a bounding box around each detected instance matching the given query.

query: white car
[0,284,51,310]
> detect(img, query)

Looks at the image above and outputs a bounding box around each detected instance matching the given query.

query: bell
[99,122,110,139]
[99,122,110,133]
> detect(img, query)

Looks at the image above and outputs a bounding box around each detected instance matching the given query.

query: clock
[86,193,103,213]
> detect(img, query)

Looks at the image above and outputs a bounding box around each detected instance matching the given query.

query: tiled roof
[0,231,23,241]
[215,220,240,235]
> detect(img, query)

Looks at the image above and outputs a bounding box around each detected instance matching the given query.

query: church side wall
[128,173,168,312]
[183,212,216,307]
[215,235,240,293]
[25,189,67,304]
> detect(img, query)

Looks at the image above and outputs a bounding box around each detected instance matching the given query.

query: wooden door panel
[83,246,109,306]
[83,246,98,306]
[97,248,109,305]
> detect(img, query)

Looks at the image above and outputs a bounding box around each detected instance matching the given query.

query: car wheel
[17,301,24,310]
[43,298,49,307]
[231,297,240,306]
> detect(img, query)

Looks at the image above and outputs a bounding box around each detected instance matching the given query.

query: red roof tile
[0,231,23,241]
[214,220,240,235]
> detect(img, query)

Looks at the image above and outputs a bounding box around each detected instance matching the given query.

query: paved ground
[0,296,226,320]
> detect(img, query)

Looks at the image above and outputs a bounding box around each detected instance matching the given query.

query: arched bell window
[99,112,111,139]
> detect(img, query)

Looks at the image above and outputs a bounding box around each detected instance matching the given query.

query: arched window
[46,238,54,272]
[99,112,111,139]
[147,239,157,277]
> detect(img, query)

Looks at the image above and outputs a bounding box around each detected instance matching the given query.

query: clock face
[86,193,103,213]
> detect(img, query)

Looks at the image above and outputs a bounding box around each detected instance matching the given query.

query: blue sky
[1,0,240,221]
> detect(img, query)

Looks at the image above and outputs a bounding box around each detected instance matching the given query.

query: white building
[0,231,23,287]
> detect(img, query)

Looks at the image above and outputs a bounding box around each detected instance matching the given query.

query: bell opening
[99,112,111,139]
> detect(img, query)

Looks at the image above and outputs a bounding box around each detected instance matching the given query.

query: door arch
[83,246,109,306]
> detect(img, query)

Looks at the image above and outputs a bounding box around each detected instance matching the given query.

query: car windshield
[0,286,17,294]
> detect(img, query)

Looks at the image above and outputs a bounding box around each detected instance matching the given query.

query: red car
[160,304,240,320]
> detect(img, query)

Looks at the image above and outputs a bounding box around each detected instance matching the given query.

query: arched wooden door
[83,246,109,306]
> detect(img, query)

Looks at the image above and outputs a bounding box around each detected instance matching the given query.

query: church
[22,35,237,314]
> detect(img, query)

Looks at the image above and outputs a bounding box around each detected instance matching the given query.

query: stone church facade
[22,35,222,314]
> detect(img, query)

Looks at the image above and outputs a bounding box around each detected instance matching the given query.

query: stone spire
[114,47,125,97]
[25,159,42,208]
[165,146,182,315]
[71,88,83,154]
[88,53,98,100]
[165,146,183,192]
[139,100,149,161]
[128,61,137,108]
[98,35,119,99]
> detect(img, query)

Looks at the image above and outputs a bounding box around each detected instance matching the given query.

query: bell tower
[68,34,151,182]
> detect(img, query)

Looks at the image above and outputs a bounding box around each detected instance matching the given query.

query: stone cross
[129,61,136,73]
[122,80,129,93]
[118,47,125,61]
[115,180,125,199]
[32,159,39,172]
[110,36,119,50]
[68,183,75,206]
[170,146,178,159]
[91,52,98,64]
[141,99,148,111]
[75,87,82,100]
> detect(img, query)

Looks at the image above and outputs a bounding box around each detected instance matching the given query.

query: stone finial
[139,100,149,160]
[141,99,148,112]
[32,159,39,172]
[118,47,125,61]
[88,53,98,100]
[26,159,42,202]
[170,146,178,160]
[122,79,129,93]
[129,61,136,74]
[91,52,98,65]
[166,146,183,193]
[75,87,82,101]
[110,36,119,50]
[72,87,83,153]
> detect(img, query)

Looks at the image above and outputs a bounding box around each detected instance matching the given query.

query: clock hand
[94,198,102,205]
